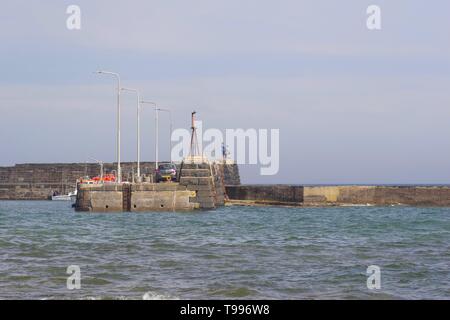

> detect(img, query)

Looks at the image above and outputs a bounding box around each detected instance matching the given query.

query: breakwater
[225,185,450,207]
[0,162,240,200]
[3,162,450,207]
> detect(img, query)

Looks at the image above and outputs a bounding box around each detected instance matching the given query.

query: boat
[52,170,78,201]
[55,172,115,202]
[52,189,77,201]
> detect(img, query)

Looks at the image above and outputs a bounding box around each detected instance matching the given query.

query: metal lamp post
[121,87,142,180]
[157,108,173,163]
[140,100,158,168]
[89,157,104,180]
[95,70,122,183]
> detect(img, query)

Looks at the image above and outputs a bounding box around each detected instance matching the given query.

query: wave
[142,291,179,300]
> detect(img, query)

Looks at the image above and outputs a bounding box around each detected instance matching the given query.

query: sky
[0,0,450,184]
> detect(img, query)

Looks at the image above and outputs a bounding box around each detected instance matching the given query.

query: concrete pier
[4,162,450,208]
[75,161,227,212]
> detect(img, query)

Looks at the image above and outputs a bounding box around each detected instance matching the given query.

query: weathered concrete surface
[0,162,240,200]
[90,191,123,212]
[226,185,450,207]
[75,184,124,212]
[373,186,450,206]
[303,186,376,204]
[75,182,199,212]
[303,186,450,206]
[131,190,197,211]
[226,185,304,206]
[130,178,197,211]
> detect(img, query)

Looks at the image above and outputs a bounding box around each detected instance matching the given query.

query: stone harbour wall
[226,185,304,206]
[303,185,450,206]
[0,162,240,200]
[225,185,450,207]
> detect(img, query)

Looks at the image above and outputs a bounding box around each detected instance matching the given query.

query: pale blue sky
[1,1,450,184]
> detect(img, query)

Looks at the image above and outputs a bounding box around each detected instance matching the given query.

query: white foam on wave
[142,291,179,300]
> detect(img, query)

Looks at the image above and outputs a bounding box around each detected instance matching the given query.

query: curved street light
[95,70,122,183]
[157,108,173,163]
[121,87,142,179]
[141,100,158,168]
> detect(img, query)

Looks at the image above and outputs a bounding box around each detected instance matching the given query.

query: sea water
[0,201,449,299]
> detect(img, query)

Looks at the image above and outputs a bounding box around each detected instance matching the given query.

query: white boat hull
[51,195,72,201]
[52,190,77,202]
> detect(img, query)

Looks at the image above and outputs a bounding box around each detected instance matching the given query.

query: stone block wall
[225,185,304,205]
[303,185,450,206]
[223,163,240,185]
[178,162,226,209]
[0,162,240,200]
[226,185,450,207]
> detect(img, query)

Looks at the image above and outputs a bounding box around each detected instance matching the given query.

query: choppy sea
[0,201,449,299]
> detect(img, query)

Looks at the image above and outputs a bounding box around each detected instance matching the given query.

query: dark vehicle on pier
[155,163,177,182]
